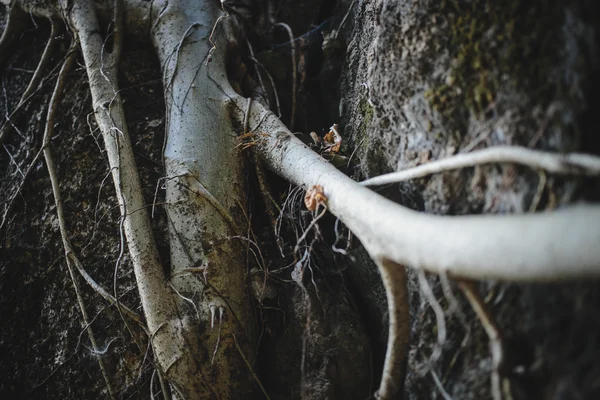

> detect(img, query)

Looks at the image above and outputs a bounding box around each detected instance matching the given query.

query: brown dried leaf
[304,184,327,211]
[323,123,342,153]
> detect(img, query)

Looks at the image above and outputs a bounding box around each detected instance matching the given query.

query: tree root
[459,281,513,400]
[360,146,600,186]
[42,48,116,400]
[232,333,272,400]
[0,18,60,145]
[375,259,409,399]
[417,270,447,375]
[0,3,26,70]
[274,22,296,130]
[232,95,600,398]
[66,1,206,397]
[241,104,600,281]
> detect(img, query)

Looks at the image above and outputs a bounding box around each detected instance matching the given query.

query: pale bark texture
[150,0,255,396]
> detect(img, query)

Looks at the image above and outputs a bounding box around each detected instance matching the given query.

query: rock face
[339,0,600,399]
[1,1,600,399]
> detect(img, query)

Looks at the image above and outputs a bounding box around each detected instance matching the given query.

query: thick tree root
[232,96,600,398]
[376,260,409,399]
[241,102,600,281]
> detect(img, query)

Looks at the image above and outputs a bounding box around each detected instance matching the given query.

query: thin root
[274,22,296,129]
[232,333,272,400]
[361,146,600,186]
[459,281,512,400]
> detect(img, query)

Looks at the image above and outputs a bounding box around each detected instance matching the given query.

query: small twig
[232,333,272,400]
[165,174,231,227]
[346,136,366,168]
[275,22,296,130]
[3,143,25,177]
[150,369,157,399]
[68,252,144,326]
[430,368,454,400]
[211,307,224,365]
[331,218,351,256]
[168,281,200,321]
[187,174,236,230]
[1,142,44,230]
[246,39,268,99]
[361,146,600,186]
[165,22,201,95]
[293,205,327,255]
[438,271,470,335]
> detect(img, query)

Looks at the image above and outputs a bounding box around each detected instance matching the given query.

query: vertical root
[42,48,116,400]
[274,22,296,129]
[374,259,410,400]
[418,270,447,372]
[232,333,272,400]
[459,281,512,400]
[0,4,26,70]
[249,56,282,118]
[211,307,224,365]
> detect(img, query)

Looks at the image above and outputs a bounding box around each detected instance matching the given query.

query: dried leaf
[304,184,327,211]
[323,123,342,153]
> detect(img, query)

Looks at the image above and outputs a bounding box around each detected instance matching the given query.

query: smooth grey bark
[150,0,255,397]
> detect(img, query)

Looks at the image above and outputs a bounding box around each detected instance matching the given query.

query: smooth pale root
[241,103,600,282]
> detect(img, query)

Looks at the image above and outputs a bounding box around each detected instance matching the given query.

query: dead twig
[246,39,268,101]
[207,0,229,64]
[335,0,357,39]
